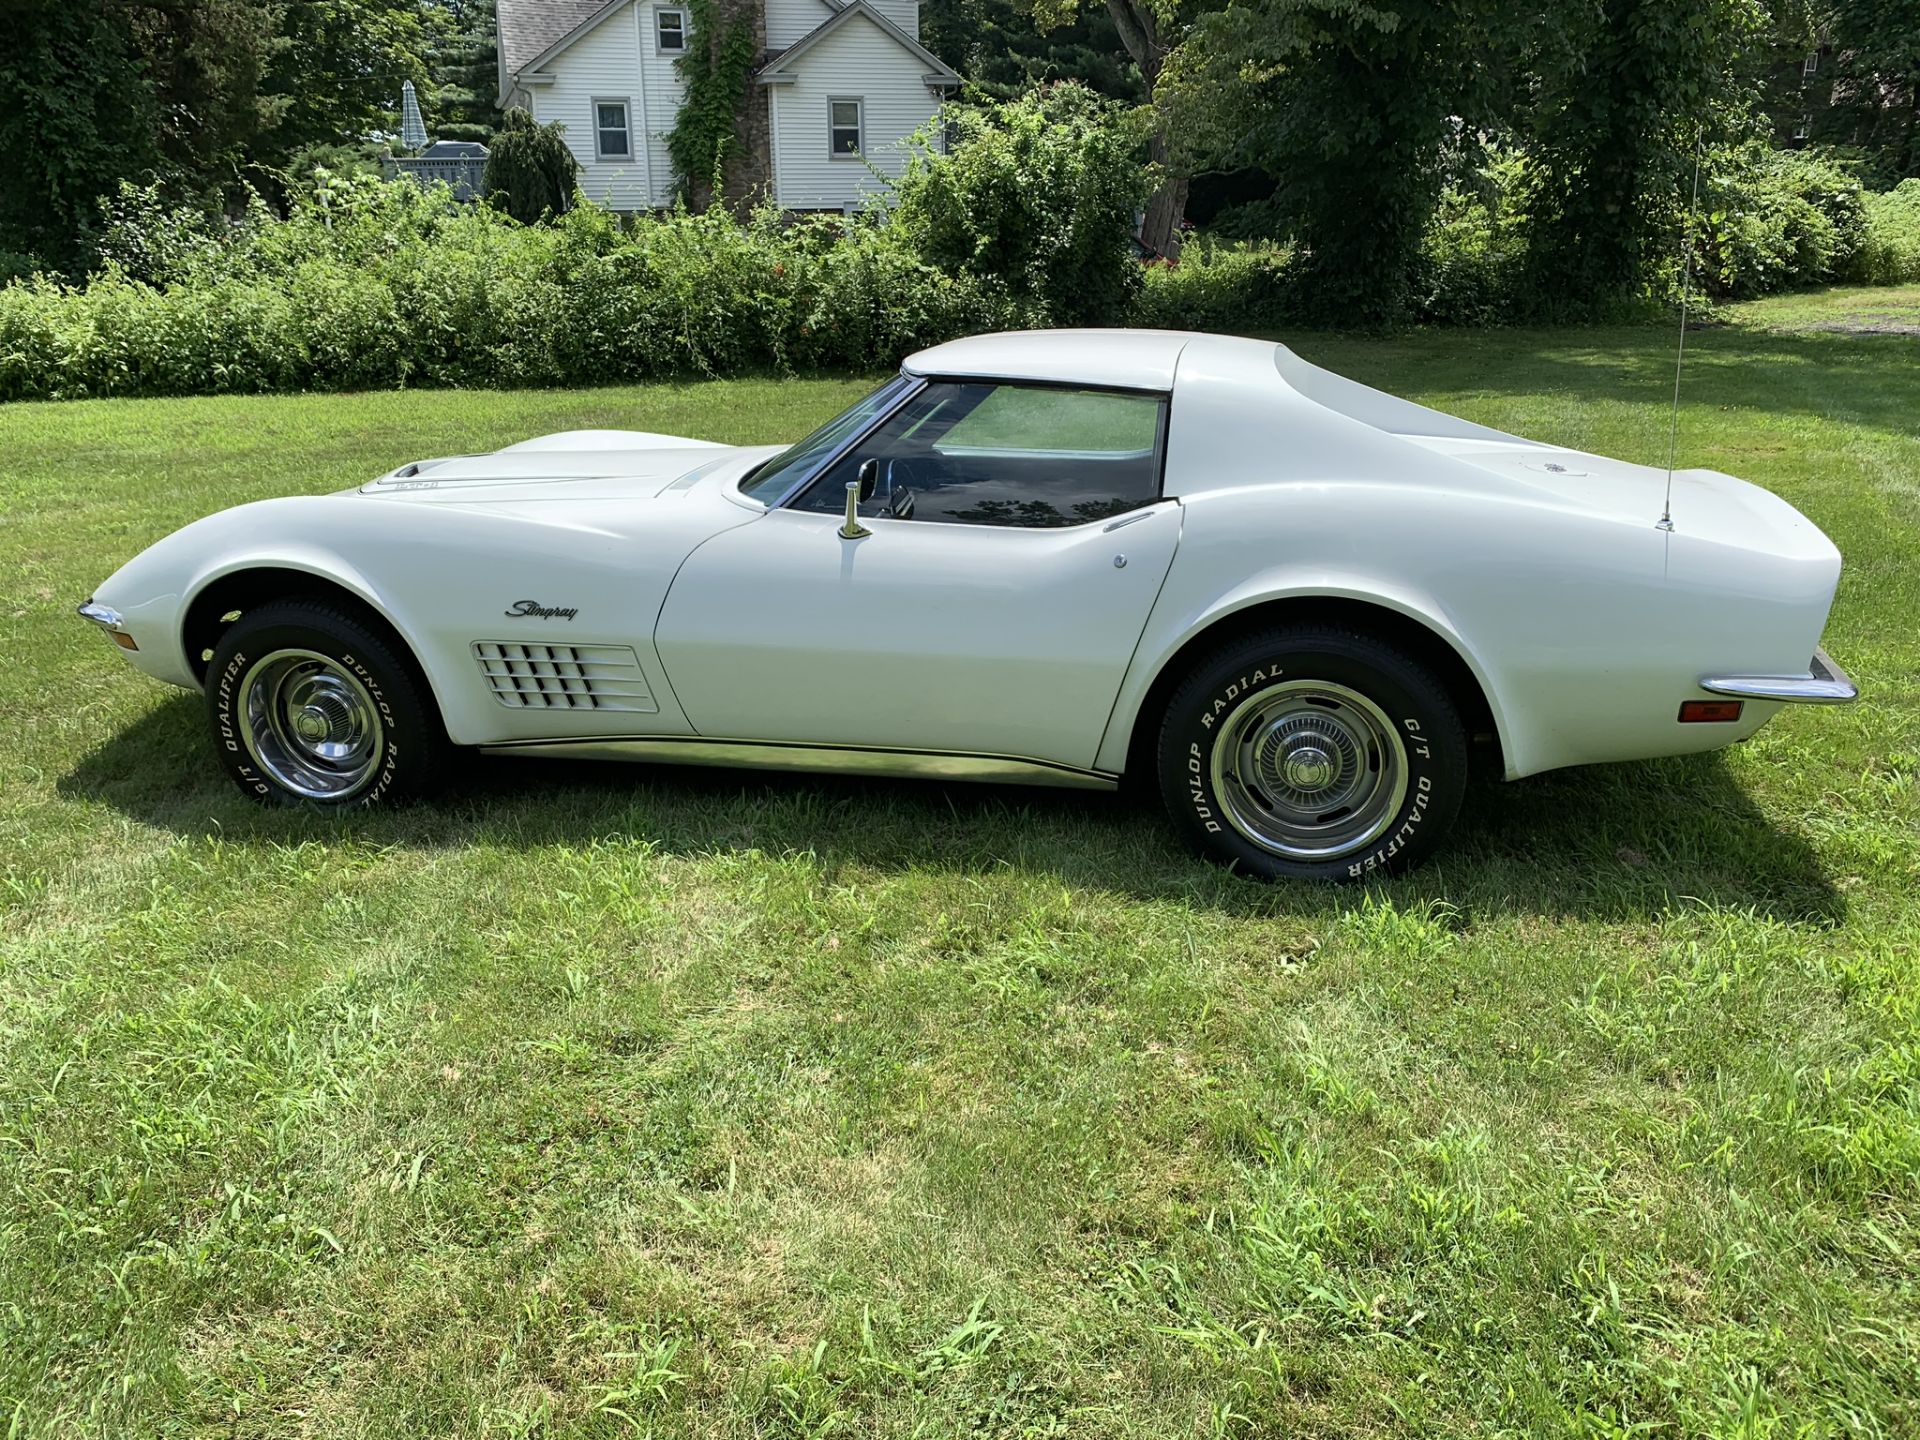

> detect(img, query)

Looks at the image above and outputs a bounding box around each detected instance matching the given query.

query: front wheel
[1157,626,1467,881]
[206,598,448,807]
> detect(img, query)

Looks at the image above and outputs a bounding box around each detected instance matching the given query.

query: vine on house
[665,0,757,203]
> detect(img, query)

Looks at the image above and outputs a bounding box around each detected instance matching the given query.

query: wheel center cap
[1282,743,1337,792]
[295,705,335,742]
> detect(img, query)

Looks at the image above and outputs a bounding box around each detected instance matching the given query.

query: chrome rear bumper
[1700,647,1857,705]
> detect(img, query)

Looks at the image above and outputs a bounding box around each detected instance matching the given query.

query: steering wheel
[879,458,925,520]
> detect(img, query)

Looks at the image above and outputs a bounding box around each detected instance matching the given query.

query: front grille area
[472,641,657,713]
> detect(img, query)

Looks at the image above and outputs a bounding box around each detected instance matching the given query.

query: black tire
[1157,626,1467,881]
[206,598,448,808]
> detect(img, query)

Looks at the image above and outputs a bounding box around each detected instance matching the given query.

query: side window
[656,7,687,52]
[593,99,631,160]
[828,98,863,157]
[791,381,1167,529]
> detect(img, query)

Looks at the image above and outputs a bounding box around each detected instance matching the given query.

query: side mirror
[839,459,875,540]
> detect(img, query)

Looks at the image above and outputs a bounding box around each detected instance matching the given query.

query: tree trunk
[1105,0,1185,259]
[1140,130,1188,257]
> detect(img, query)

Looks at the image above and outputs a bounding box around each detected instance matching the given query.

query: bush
[891,83,1148,328]
[1686,146,1870,299]
[0,88,1154,403]
[4,119,1917,406]
[0,170,1046,402]
[1415,151,1531,325]
[1132,242,1295,331]
[1855,180,1920,285]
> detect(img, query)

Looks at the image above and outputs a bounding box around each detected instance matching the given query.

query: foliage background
[4,84,1919,404]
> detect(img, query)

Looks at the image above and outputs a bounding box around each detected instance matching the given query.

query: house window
[656,8,687,52]
[1803,51,1819,76]
[829,98,863,157]
[593,99,631,160]
[1794,112,1812,140]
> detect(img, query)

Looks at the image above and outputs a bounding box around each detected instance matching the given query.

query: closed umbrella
[399,79,429,153]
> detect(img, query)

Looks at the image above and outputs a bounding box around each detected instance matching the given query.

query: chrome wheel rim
[240,649,384,800]
[1209,680,1408,859]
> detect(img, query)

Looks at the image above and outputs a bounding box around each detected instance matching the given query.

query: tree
[1027,1,1202,258]
[1166,0,1520,324]
[424,0,500,142]
[0,0,441,273]
[0,4,161,271]
[1815,0,1920,186]
[1524,0,1769,304]
[483,106,577,221]
[264,1,435,161]
[921,0,1144,102]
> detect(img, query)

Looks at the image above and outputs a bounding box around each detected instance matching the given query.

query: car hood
[356,430,779,505]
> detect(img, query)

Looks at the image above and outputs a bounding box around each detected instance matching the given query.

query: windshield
[738,375,916,505]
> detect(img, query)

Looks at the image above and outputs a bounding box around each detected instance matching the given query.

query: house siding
[765,0,919,51]
[769,16,940,209]
[529,2,659,209]
[636,3,688,205]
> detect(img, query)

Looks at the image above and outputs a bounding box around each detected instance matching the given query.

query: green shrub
[1415,151,1531,325]
[0,168,1041,402]
[1687,147,1870,299]
[891,83,1148,328]
[1855,180,1920,285]
[5,124,1916,406]
[1132,242,1295,331]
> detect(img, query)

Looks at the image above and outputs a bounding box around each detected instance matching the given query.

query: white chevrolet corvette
[79,329,1856,880]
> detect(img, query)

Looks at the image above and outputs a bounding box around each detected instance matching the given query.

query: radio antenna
[1660,141,1704,533]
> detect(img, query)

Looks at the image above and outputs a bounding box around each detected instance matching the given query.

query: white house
[495,0,962,212]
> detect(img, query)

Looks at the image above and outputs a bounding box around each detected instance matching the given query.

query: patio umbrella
[399,79,429,153]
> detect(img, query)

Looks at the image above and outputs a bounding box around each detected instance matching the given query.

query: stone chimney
[686,0,772,213]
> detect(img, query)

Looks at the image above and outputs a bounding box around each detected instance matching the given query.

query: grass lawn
[2,299,1917,1438]
[1724,282,1920,336]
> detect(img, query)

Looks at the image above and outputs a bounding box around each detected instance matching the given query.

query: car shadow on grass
[62,694,1846,927]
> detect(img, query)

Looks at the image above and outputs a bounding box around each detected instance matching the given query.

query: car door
[653,379,1181,771]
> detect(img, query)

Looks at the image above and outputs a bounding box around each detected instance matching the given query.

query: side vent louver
[472,641,657,713]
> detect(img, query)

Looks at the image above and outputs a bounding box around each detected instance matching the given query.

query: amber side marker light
[1678,699,1743,723]
[111,631,139,651]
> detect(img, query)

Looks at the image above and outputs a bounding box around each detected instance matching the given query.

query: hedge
[2,145,1916,403]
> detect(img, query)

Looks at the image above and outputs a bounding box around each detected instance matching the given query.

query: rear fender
[1095,570,1514,776]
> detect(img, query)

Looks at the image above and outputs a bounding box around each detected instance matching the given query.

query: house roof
[497,0,962,104]
[497,0,621,79]
[759,1,962,86]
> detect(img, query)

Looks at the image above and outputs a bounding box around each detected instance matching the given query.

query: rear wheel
[206,599,447,807]
[1157,626,1467,880]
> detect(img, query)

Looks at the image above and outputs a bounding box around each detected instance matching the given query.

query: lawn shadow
[62,694,1846,927]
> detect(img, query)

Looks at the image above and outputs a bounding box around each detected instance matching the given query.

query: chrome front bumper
[78,599,139,653]
[1700,647,1858,705]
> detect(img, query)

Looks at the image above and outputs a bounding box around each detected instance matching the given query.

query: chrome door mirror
[839,459,875,540]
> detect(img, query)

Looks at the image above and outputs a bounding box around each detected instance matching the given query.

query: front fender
[94,500,416,692]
